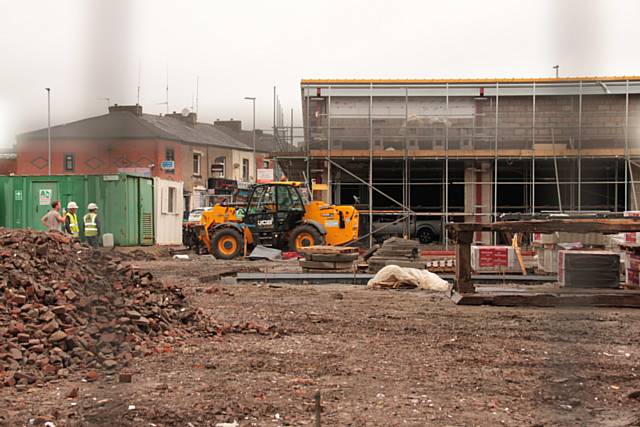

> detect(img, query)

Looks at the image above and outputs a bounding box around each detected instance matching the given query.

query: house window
[263,160,269,169]
[63,153,75,171]
[211,156,225,178]
[164,148,175,174]
[193,153,201,176]
[242,158,249,181]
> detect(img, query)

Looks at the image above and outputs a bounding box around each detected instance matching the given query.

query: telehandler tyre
[289,224,324,252]
[211,228,244,260]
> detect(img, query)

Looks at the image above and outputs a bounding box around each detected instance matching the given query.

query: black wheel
[211,228,244,260]
[417,227,435,244]
[288,224,324,252]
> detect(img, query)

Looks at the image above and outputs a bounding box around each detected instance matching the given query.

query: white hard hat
[67,201,78,209]
[87,203,98,210]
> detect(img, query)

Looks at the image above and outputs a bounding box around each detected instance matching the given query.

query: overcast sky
[0,0,639,148]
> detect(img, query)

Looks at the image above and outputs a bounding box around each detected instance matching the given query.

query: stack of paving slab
[299,246,359,273]
[367,237,425,273]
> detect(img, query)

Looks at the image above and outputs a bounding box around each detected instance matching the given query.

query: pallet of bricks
[471,245,521,274]
[424,253,456,273]
[532,231,607,274]
[299,246,359,272]
[367,237,425,273]
[613,211,640,289]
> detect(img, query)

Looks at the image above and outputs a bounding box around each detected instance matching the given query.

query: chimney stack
[214,119,242,133]
[108,104,143,116]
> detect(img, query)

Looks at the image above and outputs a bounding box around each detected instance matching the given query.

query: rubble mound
[0,228,194,387]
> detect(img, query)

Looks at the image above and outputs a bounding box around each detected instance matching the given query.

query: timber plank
[300,260,355,270]
[452,291,640,308]
[307,253,358,262]
[300,245,359,254]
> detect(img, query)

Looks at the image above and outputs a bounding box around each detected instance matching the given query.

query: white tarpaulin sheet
[367,265,450,292]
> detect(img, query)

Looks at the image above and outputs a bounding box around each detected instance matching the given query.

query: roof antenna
[195,76,199,114]
[165,63,169,113]
[137,58,141,105]
[157,63,169,113]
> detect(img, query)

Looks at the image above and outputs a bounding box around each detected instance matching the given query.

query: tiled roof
[212,125,276,153]
[17,110,255,151]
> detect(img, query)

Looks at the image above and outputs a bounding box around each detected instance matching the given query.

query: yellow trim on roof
[301,76,640,85]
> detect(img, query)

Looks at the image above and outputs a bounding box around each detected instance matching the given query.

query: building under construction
[273,76,640,244]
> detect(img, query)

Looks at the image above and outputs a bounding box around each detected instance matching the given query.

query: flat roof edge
[301,76,640,85]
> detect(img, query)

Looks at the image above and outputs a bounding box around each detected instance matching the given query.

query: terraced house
[15,104,276,210]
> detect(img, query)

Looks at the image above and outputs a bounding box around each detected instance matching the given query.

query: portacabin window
[168,187,176,213]
[63,153,75,171]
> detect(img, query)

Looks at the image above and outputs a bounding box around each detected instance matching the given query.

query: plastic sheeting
[248,245,282,260]
[367,265,451,292]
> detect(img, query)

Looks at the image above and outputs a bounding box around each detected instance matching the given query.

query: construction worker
[84,203,101,248]
[40,200,65,232]
[64,201,80,238]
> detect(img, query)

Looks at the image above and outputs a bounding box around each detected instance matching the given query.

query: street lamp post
[244,97,256,182]
[46,88,51,175]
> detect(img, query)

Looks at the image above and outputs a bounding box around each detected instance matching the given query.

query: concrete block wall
[306,93,637,153]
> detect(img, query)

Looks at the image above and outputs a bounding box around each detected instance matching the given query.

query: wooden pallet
[300,245,358,255]
[382,237,419,247]
[302,268,355,273]
[305,252,358,262]
[367,257,428,273]
[300,259,355,270]
[375,249,419,258]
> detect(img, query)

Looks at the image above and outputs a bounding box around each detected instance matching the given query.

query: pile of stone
[0,228,216,387]
[367,237,426,273]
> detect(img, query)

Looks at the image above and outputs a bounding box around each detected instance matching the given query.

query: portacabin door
[32,181,59,230]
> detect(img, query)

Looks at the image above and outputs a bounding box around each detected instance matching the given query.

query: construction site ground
[2,251,640,426]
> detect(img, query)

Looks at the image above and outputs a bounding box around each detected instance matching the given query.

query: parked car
[370,214,441,244]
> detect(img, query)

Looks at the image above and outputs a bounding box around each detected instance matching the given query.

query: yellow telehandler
[187,182,359,259]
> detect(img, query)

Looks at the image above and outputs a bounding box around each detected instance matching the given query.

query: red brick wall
[0,158,16,175]
[154,139,182,181]
[256,154,271,169]
[15,138,182,181]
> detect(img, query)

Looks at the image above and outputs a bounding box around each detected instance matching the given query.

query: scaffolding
[271,77,640,246]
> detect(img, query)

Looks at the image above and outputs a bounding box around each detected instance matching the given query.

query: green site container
[0,174,154,246]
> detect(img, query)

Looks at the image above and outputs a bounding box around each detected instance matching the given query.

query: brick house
[16,105,276,210]
[213,119,277,173]
[0,148,17,175]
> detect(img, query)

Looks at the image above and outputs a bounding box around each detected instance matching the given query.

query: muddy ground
[2,254,640,426]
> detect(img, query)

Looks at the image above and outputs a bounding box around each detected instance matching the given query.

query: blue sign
[160,160,175,170]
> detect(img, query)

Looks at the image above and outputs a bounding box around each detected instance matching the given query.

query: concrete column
[464,161,493,244]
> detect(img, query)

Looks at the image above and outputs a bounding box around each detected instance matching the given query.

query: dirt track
[2,256,640,426]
